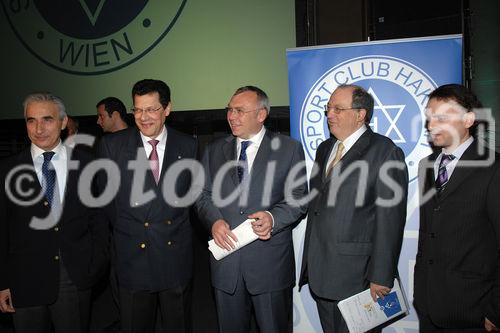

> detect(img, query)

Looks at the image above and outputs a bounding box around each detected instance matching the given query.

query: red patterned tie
[148,139,160,184]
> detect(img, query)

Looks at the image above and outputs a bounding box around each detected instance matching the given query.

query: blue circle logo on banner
[299,55,435,183]
[2,0,187,75]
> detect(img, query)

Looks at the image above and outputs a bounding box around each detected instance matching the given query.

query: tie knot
[148,139,159,148]
[337,142,345,152]
[241,140,251,152]
[441,154,455,165]
[443,154,454,160]
[43,151,55,162]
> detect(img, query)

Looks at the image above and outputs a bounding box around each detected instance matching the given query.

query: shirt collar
[237,126,266,148]
[31,140,64,161]
[140,126,167,146]
[440,136,474,160]
[339,125,367,152]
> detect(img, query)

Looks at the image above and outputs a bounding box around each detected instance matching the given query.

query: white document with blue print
[337,278,409,333]
[208,219,258,260]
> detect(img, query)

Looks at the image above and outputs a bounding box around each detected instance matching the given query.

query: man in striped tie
[414,84,500,332]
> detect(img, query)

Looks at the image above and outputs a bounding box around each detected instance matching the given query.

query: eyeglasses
[131,105,163,115]
[324,105,359,116]
[226,107,263,117]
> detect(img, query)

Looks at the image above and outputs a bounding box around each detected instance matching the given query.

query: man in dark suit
[414,84,500,332]
[98,79,197,333]
[196,86,308,332]
[0,92,109,333]
[96,97,129,133]
[299,84,408,333]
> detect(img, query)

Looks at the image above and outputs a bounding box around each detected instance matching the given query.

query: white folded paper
[208,219,258,260]
[337,278,409,333]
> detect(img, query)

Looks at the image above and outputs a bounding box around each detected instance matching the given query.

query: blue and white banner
[287,35,462,332]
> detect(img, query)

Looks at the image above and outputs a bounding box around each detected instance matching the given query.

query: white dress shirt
[235,126,274,225]
[325,125,367,174]
[434,136,474,181]
[31,141,67,203]
[140,126,168,173]
[236,126,266,174]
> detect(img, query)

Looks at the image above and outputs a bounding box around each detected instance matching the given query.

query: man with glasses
[299,84,408,333]
[196,86,308,332]
[98,79,197,333]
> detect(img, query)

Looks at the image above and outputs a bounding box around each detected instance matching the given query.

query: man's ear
[357,109,367,123]
[463,111,476,129]
[61,116,68,130]
[164,102,172,117]
[257,108,268,123]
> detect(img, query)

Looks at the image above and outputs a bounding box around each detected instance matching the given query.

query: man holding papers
[414,84,500,332]
[299,84,408,333]
[196,86,308,333]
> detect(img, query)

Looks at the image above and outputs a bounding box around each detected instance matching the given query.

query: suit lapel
[323,129,372,186]
[426,154,438,193]
[126,129,158,188]
[438,142,481,201]
[248,132,272,192]
[320,139,335,183]
[159,126,180,186]
[18,148,43,195]
[419,152,439,205]
[63,149,77,207]
[222,136,239,187]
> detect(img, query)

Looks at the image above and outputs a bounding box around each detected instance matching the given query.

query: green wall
[0,0,295,119]
[470,0,500,151]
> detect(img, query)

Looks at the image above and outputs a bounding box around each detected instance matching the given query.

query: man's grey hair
[336,84,374,124]
[23,92,67,120]
[233,85,270,114]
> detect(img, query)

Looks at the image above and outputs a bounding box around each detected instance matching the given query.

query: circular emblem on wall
[300,55,436,183]
[1,0,187,75]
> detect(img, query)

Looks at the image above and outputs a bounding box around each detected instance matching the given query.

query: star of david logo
[368,87,406,143]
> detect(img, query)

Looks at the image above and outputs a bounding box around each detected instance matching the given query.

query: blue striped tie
[237,141,250,183]
[42,151,56,205]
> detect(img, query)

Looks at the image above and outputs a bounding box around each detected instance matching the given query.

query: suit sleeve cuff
[265,211,275,229]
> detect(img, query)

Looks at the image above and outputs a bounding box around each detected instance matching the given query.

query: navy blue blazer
[98,126,197,292]
[0,147,109,307]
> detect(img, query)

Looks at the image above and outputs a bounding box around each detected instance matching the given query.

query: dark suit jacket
[98,126,197,292]
[414,142,500,328]
[196,130,308,294]
[299,128,408,300]
[0,147,109,307]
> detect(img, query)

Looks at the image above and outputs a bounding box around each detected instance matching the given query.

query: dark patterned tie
[435,154,455,191]
[42,151,56,205]
[237,141,251,183]
[148,139,160,184]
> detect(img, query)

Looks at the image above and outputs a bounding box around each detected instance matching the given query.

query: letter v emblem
[78,0,107,26]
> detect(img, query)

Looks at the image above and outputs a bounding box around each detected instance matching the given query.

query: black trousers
[417,311,486,333]
[89,268,120,332]
[119,282,192,333]
[12,262,91,333]
[214,275,292,333]
[312,292,380,333]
